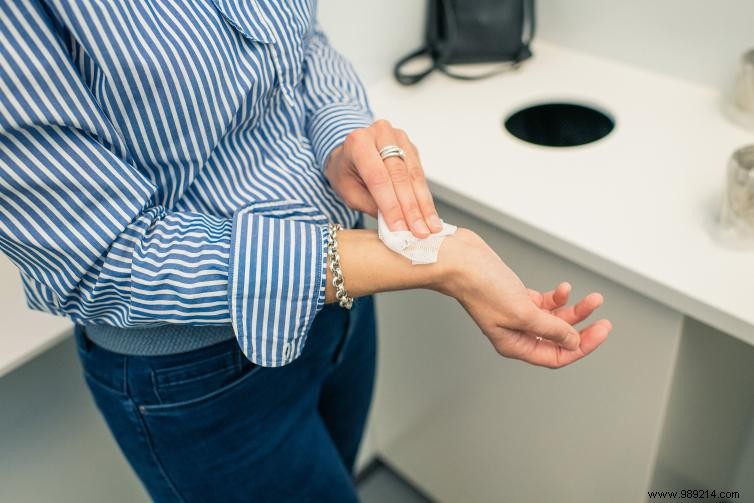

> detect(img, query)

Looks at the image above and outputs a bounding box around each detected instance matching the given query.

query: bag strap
[393,0,536,86]
[393,46,435,86]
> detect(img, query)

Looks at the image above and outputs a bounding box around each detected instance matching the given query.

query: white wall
[536,0,754,89]
[319,0,754,89]
[317,0,424,85]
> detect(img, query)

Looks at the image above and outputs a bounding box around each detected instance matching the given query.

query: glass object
[734,49,754,114]
[726,49,754,131]
[720,145,754,239]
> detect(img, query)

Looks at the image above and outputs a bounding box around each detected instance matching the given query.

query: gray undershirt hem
[84,324,236,356]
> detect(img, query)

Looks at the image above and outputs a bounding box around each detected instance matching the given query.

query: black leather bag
[394,0,536,85]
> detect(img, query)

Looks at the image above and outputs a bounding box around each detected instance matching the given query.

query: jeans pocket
[150,346,256,406]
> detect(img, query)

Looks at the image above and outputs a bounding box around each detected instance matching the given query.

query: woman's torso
[44,0,357,225]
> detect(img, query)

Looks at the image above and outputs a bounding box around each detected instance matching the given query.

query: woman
[0,0,611,501]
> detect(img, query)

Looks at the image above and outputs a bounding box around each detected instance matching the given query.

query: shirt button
[282,342,292,360]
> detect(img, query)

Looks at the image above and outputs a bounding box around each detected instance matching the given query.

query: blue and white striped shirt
[0,0,373,367]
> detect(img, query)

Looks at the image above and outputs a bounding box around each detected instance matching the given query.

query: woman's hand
[325,119,442,238]
[435,229,612,369]
[327,227,610,368]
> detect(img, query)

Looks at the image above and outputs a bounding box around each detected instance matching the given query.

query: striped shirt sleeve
[301,24,374,170]
[0,0,325,367]
[229,201,328,367]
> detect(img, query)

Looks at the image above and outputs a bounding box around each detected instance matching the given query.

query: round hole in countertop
[503,102,615,147]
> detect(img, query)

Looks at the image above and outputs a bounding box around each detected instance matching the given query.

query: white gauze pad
[377,211,457,265]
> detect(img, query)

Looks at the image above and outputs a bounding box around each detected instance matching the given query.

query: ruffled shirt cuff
[228,199,329,367]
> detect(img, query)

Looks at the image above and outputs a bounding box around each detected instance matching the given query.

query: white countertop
[2,42,752,378]
[368,42,754,345]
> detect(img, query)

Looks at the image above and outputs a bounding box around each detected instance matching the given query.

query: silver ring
[535,336,543,342]
[379,145,405,161]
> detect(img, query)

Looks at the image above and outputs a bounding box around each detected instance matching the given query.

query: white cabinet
[367,201,754,502]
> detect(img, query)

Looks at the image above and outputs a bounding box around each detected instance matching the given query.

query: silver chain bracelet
[326,223,354,309]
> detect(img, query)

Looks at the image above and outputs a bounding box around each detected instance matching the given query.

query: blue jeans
[75,297,377,502]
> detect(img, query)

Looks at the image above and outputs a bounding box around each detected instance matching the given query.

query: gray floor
[357,459,433,503]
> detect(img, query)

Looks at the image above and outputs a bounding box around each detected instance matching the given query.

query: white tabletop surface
[368,42,754,345]
[2,42,753,378]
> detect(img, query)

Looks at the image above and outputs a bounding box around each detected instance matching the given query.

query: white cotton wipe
[377,211,457,265]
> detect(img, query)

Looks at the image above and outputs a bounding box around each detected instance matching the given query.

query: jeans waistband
[75,299,371,405]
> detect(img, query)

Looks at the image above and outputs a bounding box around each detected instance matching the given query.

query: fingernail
[393,220,409,231]
[428,214,442,230]
[413,219,430,235]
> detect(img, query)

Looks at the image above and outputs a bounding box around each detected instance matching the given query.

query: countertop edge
[0,328,72,379]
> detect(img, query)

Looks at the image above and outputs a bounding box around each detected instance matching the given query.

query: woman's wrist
[323,227,468,303]
[428,227,480,296]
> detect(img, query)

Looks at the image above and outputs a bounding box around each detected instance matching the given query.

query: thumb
[526,310,581,350]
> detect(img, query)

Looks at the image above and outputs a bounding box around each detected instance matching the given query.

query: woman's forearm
[324,228,452,302]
